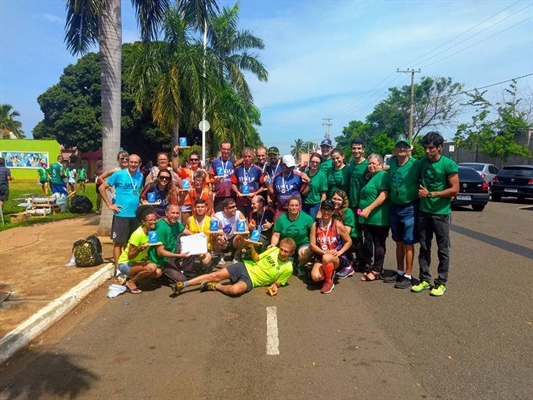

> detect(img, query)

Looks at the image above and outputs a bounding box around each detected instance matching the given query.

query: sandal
[126,281,142,294]
[360,271,381,282]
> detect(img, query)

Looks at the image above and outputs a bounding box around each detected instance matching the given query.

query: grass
[1,180,98,232]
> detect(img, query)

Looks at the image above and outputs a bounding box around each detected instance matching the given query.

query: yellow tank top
[187,215,211,250]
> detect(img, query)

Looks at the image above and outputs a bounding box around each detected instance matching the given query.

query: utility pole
[321,118,333,138]
[397,68,420,144]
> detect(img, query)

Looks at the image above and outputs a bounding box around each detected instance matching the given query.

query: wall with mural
[0,140,61,179]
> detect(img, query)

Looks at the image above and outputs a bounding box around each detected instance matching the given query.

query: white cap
[282,155,296,168]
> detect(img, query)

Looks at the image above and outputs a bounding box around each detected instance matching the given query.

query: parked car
[452,167,490,211]
[491,165,533,202]
[457,162,499,187]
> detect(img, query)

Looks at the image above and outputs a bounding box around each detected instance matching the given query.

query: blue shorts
[390,202,419,245]
[51,183,68,196]
[118,262,131,275]
[226,262,253,292]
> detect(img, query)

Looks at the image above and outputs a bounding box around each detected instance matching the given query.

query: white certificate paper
[180,233,208,255]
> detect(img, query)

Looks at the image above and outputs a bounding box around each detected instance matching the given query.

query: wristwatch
[427,192,433,198]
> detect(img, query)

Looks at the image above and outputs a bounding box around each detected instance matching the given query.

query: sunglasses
[321,208,334,212]
[189,158,199,162]
[120,157,129,161]
[159,176,170,181]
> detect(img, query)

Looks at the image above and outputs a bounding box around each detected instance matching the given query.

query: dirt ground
[0,215,114,337]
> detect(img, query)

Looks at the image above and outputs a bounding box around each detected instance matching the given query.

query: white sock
[404,274,412,279]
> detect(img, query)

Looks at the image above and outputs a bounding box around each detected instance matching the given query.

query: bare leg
[396,241,405,271]
[404,244,415,276]
[215,281,248,296]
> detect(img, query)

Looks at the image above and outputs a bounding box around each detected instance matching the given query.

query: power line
[398,0,525,69]
[420,16,532,69]
[463,73,533,93]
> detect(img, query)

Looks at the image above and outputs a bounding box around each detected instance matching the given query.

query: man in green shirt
[412,132,458,297]
[49,155,67,196]
[171,238,296,296]
[149,203,192,283]
[319,138,334,173]
[77,165,87,192]
[384,138,421,289]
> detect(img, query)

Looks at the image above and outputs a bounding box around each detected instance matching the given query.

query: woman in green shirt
[37,162,50,195]
[302,152,328,219]
[326,148,349,197]
[358,154,390,282]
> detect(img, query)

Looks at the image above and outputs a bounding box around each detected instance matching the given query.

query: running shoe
[394,276,412,290]
[170,281,184,295]
[218,256,226,265]
[335,265,354,279]
[383,273,400,283]
[297,265,307,277]
[200,281,217,292]
[430,284,447,297]
[411,281,431,293]
[320,281,335,294]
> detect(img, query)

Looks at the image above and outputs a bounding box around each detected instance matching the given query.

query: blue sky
[1,0,532,156]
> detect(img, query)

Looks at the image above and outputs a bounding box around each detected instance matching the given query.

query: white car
[457,163,499,188]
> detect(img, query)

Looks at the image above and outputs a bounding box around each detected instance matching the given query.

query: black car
[491,165,533,202]
[452,167,490,211]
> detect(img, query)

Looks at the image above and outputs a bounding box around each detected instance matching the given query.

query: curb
[0,263,115,365]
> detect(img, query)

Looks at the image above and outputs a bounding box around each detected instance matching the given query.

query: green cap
[395,138,411,147]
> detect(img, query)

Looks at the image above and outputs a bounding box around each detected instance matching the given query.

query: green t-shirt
[320,158,333,173]
[358,170,390,226]
[118,226,149,264]
[49,162,64,185]
[303,169,328,205]
[335,207,360,238]
[78,168,87,180]
[419,155,458,215]
[389,157,421,205]
[346,159,368,209]
[148,218,185,267]
[327,166,350,197]
[38,167,49,182]
[273,211,314,247]
[244,246,293,288]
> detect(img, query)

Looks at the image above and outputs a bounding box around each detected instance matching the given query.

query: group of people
[100,130,458,298]
[37,155,88,197]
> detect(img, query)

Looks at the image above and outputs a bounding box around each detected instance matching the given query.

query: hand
[360,207,371,219]
[418,184,429,198]
[173,145,180,153]
[108,204,122,213]
[139,243,149,251]
[141,200,149,205]
[268,284,279,296]
[263,220,272,230]
[267,244,274,249]
[300,172,310,183]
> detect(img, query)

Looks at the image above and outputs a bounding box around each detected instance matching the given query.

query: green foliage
[454,81,531,167]
[1,104,25,139]
[290,139,305,158]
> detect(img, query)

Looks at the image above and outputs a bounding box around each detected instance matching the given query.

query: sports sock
[397,270,405,276]
[183,281,190,287]
[404,274,412,279]
[322,263,334,282]
[215,283,221,290]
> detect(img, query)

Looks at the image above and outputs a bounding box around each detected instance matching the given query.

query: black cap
[320,139,333,147]
[320,199,335,210]
[267,146,280,155]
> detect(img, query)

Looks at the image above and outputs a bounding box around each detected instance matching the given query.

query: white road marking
[266,306,279,355]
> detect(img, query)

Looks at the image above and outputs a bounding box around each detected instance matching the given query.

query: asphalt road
[1,199,532,400]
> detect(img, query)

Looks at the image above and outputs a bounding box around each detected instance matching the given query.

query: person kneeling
[117,206,160,294]
[309,200,352,294]
[171,238,296,297]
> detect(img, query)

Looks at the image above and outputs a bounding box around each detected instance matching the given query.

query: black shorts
[226,262,253,292]
[0,184,8,202]
[311,253,350,270]
[111,216,139,243]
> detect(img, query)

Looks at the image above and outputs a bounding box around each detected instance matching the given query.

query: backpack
[73,235,104,267]
[70,195,93,213]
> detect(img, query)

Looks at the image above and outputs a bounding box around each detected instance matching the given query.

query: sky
[1,0,532,156]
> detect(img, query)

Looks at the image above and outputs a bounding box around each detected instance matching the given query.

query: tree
[0,104,25,139]
[290,139,305,159]
[455,81,531,167]
[65,0,170,234]
[335,77,463,157]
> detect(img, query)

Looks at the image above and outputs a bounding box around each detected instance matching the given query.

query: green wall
[0,140,61,179]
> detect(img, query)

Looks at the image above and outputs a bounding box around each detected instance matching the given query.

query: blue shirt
[106,169,143,218]
[231,164,264,207]
[209,157,235,198]
[272,170,307,211]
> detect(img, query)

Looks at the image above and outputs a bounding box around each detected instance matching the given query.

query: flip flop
[361,271,381,282]
[126,282,142,294]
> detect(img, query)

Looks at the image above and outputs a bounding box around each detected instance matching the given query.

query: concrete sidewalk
[0,215,115,363]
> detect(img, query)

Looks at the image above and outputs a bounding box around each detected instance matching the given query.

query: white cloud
[41,13,64,24]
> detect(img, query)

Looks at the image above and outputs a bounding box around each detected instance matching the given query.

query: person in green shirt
[358,154,390,282]
[326,148,350,197]
[77,165,87,192]
[171,238,296,296]
[37,162,50,195]
[270,196,314,276]
[411,131,459,297]
[49,155,68,196]
[302,152,328,219]
[148,203,192,284]
[319,138,334,173]
[345,138,372,270]
[383,138,421,290]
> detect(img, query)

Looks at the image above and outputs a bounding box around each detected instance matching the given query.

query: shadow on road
[0,348,99,400]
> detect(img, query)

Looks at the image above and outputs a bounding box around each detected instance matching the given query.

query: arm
[171,145,182,176]
[418,173,459,199]
[99,168,116,181]
[98,181,121,213]
[231,183,241,197]
[309,222,323,255]
[155,244,189,259]
[332,222,352,257]
[248,241,260,262]
[269,231,280,248]
[128,242,149,260]
[360,191,388,219]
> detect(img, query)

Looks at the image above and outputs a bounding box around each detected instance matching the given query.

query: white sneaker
[218,257,226,265]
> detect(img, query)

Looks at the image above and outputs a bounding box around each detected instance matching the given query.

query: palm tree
[0,104,25,139]
[291,139,305,159]
[65,0,170,234]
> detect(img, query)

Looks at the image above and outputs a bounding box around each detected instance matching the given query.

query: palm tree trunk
[97,0,122,236]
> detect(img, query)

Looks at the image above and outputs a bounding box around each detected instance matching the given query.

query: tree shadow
[0,350,99,399]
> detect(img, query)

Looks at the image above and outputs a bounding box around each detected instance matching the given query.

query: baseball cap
[281,155,296,168]
[267,146,280,155]
[395,137,411,147]
[320,199,335,210]
[320,139,333,147]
